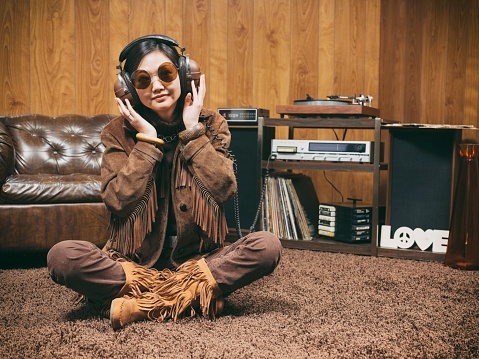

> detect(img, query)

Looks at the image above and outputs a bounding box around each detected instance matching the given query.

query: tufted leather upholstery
[0,114,116,251]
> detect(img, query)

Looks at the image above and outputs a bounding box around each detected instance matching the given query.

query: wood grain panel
[30,0,75,115]
[253,0,290,146]
[420,0,449,124]
[75,0,109,116]
[316,0,337,203]
[463,0,479,142]
[333,0,367,203]
[334,0,366,97]
[318,0,335,100]
[109,0,129,115]
[183,0,210,107]
[227,0,253,108]
[129,0,165,41]
[165,0,183,44]
[253,0,290,117]
[378,0,397,122]
[291,0,319,103]
[365,0,381,110]
[393,1,406,123]
[363,0,381,204]
[209,0,228,111]
[403,0,424,124]
[0,0,30,115]
[290,0,323,202]
[445,0,468,125]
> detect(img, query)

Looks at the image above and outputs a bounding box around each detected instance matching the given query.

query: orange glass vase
[444,144,479,270]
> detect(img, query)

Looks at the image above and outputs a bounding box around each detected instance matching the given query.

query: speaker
[224,126,274,233]
[388,129,459,233]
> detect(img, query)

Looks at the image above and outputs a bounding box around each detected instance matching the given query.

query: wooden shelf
[276,104,380,118]
[258,115,385,259]
[377,247,445,262]
[280,237,375,256]
[279,238,445,262]
[264,117,391,129]
[263,160,388,173]
[258,112,444,262]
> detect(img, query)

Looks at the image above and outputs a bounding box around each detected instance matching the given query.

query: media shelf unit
[257,104,444,261]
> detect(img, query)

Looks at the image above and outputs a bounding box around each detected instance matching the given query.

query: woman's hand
[115,98,157,138]
[182,74,206,130]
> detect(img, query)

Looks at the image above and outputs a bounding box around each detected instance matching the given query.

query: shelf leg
[371,118,382,256]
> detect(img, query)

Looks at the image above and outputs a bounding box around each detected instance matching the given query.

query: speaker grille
[389,130,455,232]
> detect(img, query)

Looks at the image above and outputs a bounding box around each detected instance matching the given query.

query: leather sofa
[0,114,116,252]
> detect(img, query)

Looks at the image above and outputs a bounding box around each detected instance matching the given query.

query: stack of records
[262,173,319,240]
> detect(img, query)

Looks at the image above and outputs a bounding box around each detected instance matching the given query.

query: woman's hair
[124,39,187,121]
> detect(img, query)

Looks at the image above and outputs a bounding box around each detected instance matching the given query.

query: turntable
[294,94,352,106]
[278,94,379,118]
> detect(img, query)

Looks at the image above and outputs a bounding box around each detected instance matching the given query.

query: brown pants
[47,231,282,302]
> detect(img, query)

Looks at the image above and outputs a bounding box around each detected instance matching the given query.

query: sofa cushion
[3,114,113,175]
[0,173,102,204]
[0,202,109,251]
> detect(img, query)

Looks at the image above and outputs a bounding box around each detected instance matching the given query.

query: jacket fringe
[107,177,158,257]
[176,160,227,251]
[129,258,222,321]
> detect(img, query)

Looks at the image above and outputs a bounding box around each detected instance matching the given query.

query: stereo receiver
[218,108,269,125]
[271,139,372,163]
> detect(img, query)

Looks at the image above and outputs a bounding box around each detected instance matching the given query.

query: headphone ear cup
[114,73,135,106]
[187,58,201,91]
[122,72,141,106]
[177,55,190,94]
[179,55,201,94]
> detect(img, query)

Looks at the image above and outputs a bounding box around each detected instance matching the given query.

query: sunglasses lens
[158,63,178,83]
[131,70,151,89]
[131,63,178,89]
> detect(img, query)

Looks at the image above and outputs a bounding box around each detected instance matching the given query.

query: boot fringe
[117,261,174,298]
[132,258,222,322]
[127,266,174,297]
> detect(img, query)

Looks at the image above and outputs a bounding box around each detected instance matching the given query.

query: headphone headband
[115,34,200,107]
[119,34,184,63]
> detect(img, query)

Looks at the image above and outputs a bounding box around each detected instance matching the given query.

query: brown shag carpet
[1,248,478,358]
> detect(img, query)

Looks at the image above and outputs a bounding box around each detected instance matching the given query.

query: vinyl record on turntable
[294,94,353,106]
[293,99,352,106]
[293,94,373,107]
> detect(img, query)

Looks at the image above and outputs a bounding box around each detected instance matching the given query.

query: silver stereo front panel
[218,108,269,125]
[271,139,372,163]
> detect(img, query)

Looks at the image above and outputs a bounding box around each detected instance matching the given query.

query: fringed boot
[110,258,223,329]
[100,261,172,319]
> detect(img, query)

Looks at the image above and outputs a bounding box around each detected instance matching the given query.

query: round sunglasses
[131,62,178,89]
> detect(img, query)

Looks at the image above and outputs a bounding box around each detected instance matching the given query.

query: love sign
[380,226,449,253]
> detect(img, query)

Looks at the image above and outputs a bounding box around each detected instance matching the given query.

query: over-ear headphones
[114,34,201,106]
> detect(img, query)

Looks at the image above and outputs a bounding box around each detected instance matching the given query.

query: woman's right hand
[115,98,157,138]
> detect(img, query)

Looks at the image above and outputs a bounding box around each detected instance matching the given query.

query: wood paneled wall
[1,0,478,204]
[380,0,478,135]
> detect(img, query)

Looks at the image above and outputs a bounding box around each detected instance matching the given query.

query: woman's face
[135,50,181,121]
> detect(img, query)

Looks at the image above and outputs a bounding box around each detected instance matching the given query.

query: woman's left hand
[182,74,206,130]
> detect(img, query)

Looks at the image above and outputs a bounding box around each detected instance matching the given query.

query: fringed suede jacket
[100,108,237,268]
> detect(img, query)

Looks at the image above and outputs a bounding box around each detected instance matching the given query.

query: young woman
[47,35,282,329]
